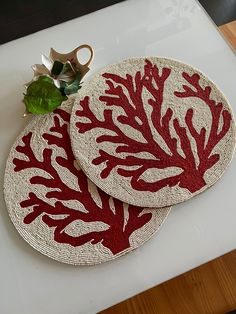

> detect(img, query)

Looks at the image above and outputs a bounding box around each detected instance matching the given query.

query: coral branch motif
[13,109,153,255]
[75,59,233,194]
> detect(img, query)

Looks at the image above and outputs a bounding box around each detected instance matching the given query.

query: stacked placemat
[4,51,236,265]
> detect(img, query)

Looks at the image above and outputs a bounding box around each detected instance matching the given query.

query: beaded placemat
[4,99,170,265]
[70,57,236,207]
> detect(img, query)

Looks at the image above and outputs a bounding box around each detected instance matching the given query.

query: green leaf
[63,73,82,95]
[51,60,75,81]
[23,76,67,115]
[51,60,64,76]
[37,76,52,83]
[60,62,74,76]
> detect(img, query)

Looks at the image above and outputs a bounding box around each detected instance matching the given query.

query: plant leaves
[60,62,75,76]
[63,72,82,95]
[51,60,76,84]
[51,60,64,76]
[23,76,67,115]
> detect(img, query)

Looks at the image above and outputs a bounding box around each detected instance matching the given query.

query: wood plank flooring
[220,21,236,51]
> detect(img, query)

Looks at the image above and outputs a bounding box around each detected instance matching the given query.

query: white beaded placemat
[4,99,170,265]
[70,57,236,208]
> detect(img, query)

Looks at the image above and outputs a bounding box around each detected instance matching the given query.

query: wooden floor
[100,21,236,314]
[220,21,236,51]
[100,251,236,314]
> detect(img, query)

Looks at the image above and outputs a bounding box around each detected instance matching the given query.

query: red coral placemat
[4,99,170,265]
[70,57,236,208]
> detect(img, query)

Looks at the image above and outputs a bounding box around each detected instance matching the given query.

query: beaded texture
[70,57,236,208]
[4,99,170,265]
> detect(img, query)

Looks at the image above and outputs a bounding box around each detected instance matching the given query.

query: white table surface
[0,0,236,313]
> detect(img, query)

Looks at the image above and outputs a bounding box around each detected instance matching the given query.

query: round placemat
[70,57,236,208]
[4,99,170,265]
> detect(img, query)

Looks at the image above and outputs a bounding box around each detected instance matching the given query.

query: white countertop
[0,0,236,313]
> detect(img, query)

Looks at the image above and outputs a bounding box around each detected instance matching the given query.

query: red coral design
[13,109,152,255]
[75,60,232,193]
